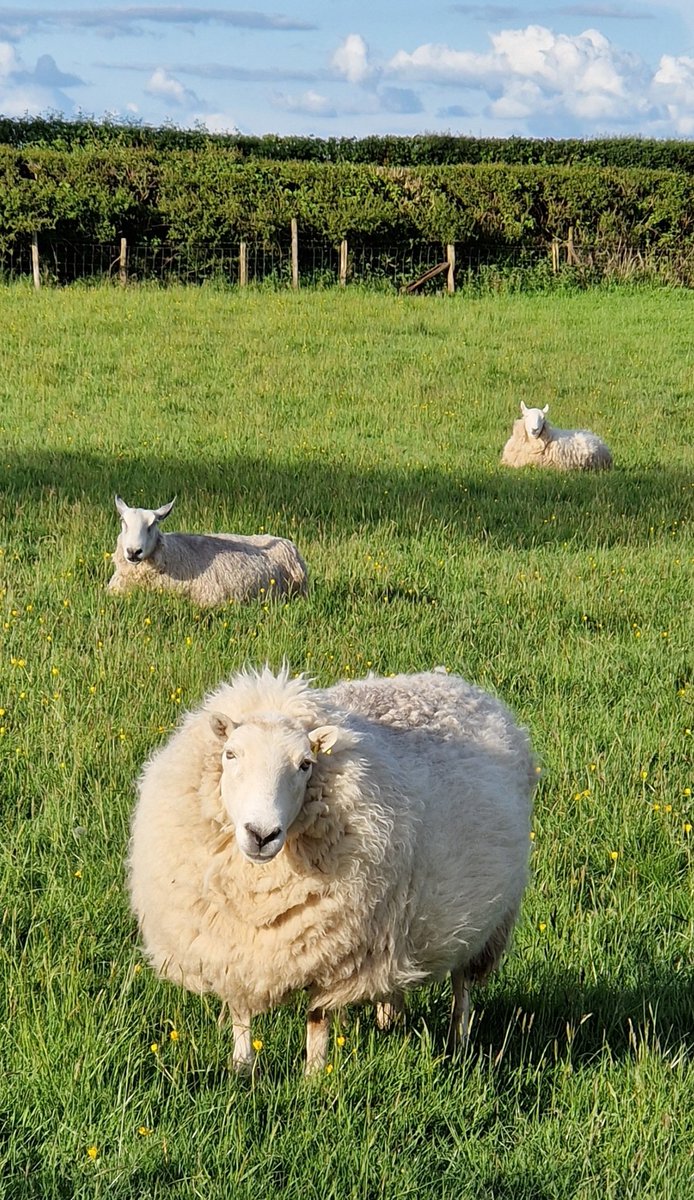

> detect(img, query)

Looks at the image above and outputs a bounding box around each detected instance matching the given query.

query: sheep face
[209,715,339,863]
[114,496,176,564]
[520,402,549,439]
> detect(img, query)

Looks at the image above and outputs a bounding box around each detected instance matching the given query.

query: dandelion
[88,685,96,694]
[86,1146,98,1161]
[325,1063,334,1075]
[252,1038,263,1052]
[684,823,692,835]
[336,1035,346,1048]
[74,869,82,879]
[133,963,142,974]
[664,804,672,814]
[138,1126,152,1137]
[684,788,692,798]
[538,922,547,933]
[653,804,660,812]
[150,1042,159,1054]
[609,851,619,862]
[640,770,648,781]
[169,1029,179,1042]
[51,666,59,676]
[529,831,536,841]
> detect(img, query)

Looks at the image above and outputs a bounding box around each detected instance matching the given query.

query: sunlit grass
[0,284,692,1199]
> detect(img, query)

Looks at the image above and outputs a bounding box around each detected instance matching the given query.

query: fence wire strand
[3,237,694,289]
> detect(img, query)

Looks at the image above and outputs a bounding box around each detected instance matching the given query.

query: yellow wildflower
[169,1029,179,1042]
[252,1038,263,1052]
[609,851,619,862]
[86,1146,98,1161]
[336,1035,346,1048]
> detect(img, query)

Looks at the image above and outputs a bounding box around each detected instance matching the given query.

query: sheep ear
[115,494,129,517]
[308,725,341,755]
[153,497,176,522]
[210,712,237,740]
[542,404,549,415]
[520,402,528,415]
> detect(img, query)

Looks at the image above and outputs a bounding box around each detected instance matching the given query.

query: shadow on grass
[1,448,691,549]
[413,949,694,1072]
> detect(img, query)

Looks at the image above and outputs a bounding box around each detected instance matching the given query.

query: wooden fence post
[446,243,456,294]
[119,237,127,287]
[551,238,560,274]
[239,240,248,287]
[339,238,348,286]
[291,218,299,290]
[567,225,578,265]
[31,233,41,289]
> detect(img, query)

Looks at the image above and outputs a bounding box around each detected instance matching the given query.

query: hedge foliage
[3,147,694,249]
[3,117,694,171]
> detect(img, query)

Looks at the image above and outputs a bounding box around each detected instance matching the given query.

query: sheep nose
[244,823,282,851]
[127,547,142,561]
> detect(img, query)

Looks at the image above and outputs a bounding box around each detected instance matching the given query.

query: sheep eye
[299,758,313,772]
[224,749,236,760]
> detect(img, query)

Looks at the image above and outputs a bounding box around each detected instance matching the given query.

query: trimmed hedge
[3,118,694,172]
[2,148,694,250]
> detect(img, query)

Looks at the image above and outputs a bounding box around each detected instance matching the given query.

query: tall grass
[0,284,692,1199]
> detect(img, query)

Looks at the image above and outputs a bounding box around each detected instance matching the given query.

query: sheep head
[520,402,549,439]
[114,495,176,564]
[209,713,342,864]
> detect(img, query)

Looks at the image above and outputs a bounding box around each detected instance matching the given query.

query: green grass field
[0,283,692,1199]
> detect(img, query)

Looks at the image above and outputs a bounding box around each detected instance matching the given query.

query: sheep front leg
[446,967,470,1056]
[231,1013,255,1075]
[375,993,403,1031]
[305,1007,330,1076]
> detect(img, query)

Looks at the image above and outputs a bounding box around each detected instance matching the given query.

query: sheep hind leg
[375,993,403,1031]
[305,1007,330,1076]
[445,967,470,1057]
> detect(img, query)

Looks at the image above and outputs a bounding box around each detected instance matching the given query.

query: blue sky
[1,2,694,137]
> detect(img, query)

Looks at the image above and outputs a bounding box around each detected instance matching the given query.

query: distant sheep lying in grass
[501,402,613,471]
[129,665,536,1075]
[109,497,308,606]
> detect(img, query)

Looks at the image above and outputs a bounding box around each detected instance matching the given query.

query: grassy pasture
[0,283,692,1199]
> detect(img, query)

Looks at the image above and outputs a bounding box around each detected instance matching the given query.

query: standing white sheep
[109,496,308,605]
[129,665,536,1074]
[501,402,613,470]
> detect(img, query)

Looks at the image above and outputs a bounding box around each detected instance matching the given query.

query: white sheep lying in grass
[129,665,536,1074]
[501,402,613,470]
[109,496,308,606]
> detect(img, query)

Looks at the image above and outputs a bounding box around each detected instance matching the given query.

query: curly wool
[501,418,613,471]
[109,529,308,606]
[128,667,536,1024]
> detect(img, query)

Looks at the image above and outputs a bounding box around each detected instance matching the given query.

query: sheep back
[109,530,308,605]
[501,418,612,470]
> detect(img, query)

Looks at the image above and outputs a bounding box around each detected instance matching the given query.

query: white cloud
[332,33,372,84]
[388,25,653,127]
[192,111,239,134]
[275,89,338,117]
[145,66,198,107]
[0,38,83,114]
[652,54,694,133]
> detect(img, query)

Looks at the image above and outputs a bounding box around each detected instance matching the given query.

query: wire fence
[3,235,694,291]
